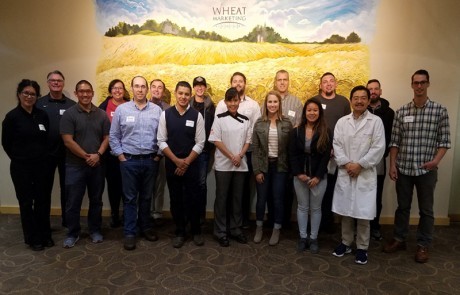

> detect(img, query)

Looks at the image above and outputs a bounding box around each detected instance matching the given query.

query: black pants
[10,159,51,245]
[321,170,338,230]
[370,174,385,231]
[43,155,66,226]
[166,162,201,236]
[105,154,124,219]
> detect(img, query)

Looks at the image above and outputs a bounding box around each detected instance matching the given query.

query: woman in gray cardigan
[252,90,292,245]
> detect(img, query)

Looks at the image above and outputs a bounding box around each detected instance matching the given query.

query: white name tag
[38,124,46,131]
[126,116,135,122]
[404,116,414,123]
[288,110,296,117]
[110,111,115,118]
[322,104,327,110]
[59,109,66,115]
[186,120,195,127]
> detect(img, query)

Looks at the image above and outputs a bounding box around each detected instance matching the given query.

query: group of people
[2,69,450,265]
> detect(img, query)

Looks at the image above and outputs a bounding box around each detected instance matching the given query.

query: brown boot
[415,245,429,263]
[383,238,406,253]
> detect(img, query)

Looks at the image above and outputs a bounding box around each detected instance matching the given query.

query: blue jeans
[196,151,210,218]
[65,164,105,238]
[394,170,437,247]
[120,157,158,237]
[294,176,327,240]
[255,161,286,227]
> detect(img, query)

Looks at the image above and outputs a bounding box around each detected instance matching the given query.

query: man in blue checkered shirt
[383,69,451,263]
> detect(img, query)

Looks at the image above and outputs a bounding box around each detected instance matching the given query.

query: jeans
[255,161,286,227]
[120,157,158,237]
[214,171,245,238]
[151,156,166,219]
[394,170,437,247]
[166,161,201,236]
[294,176,327,240]
[65,164,105,238]
[370,174,385,231]
[10,159,50,245]
[242,151,254,225]
[196,151,210,218]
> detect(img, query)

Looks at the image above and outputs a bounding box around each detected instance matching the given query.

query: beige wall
[0,0,459,222]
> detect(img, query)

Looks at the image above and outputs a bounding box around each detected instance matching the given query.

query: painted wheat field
[96,34,369,105]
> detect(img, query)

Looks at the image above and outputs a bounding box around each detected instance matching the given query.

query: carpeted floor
[0,214,459,294]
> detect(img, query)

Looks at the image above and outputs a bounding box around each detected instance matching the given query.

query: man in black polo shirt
[157,81,205,248]
[36,70,75,228]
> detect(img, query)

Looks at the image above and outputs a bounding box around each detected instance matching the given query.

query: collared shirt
[281,93,303,127]
[109,100,162,156]
[157,104,205,155]
[215,95,261,129]
[389,99,451,176]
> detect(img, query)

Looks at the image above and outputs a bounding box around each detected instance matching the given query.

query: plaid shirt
[389,99,451,176]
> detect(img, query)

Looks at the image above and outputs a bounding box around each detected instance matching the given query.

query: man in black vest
[157,81,205,248]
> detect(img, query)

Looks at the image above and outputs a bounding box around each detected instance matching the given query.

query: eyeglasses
[412,81,428,86]
[111,87,124,91]
[77,89,93,94]
[48,79,64,83]
[21,91,37,98]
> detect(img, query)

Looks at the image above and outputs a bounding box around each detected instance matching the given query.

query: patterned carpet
[0,214,459,294]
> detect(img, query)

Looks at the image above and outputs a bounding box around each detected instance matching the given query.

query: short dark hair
[150,79,165,89]
[108,79,125,93]
[349,85,370,100]
[225,87,239,101]
[16,79,40,102]
[175,81,192,92]
[230,72,246,84]
[367,79,381,87]
[320,72,335,82]
[411,69,429,82]
[131,75,148,87]
[75,80,93,91]
[47,70,65,80]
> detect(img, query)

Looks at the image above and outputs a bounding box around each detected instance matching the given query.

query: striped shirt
[389,99,451,176]
[268,126,278,157]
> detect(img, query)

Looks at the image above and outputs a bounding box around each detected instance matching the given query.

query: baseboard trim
[0,207,452,225]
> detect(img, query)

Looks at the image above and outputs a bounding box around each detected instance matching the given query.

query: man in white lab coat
[331,85,385,265]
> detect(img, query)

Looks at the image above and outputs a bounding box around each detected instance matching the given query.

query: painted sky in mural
[95,0,379,42]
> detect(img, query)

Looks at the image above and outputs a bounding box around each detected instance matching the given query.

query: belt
[268,157,278,163]
[123,153,155,159]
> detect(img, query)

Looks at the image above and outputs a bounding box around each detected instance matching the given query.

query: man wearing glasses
[110,76,163,250]
[383,69,451,263]
[36,70,75,230]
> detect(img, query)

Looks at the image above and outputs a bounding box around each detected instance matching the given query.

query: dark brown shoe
[383,238,407,253]
[415,245,429,263]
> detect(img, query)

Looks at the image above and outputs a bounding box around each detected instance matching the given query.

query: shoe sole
[332,249,352,257]
[355,260,368,265]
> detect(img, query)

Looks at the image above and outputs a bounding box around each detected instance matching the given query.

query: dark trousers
[106,154,124,219]
[321,170,338,230]
[65,164,105,238]
[370,174,385,231]
[43,155,66,226]
[196,151,210,219]
[10,159,51,245]
[166,161,201,236]
[242,151,254,225]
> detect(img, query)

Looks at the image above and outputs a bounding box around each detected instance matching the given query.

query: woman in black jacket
[2,79,51,251]
[289,98,331,254]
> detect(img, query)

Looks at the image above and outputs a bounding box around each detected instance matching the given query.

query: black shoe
[110,217,122,228]
[142,229,159,242]
[30,244,45,251]
[173,236,185,248]
[42,238,55,248]
[230,233,248,244]
[216,236,230,247]
[154,218,165,227]
[124,236,136,251]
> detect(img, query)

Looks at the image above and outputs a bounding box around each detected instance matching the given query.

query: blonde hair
[261,90,283,121]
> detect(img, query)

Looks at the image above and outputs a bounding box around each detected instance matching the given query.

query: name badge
[288,110,296,117]
[186,120,195,127]
[404,116,414,123]
[110,111,115,118]
[126,116,135,122]
[322,104,327,110]
[38,124,46,131]
[59,109,66,115]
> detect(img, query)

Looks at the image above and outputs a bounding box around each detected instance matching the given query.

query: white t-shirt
[209,112,252,171]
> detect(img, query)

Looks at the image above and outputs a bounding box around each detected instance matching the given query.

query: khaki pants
[341,216,370,250]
